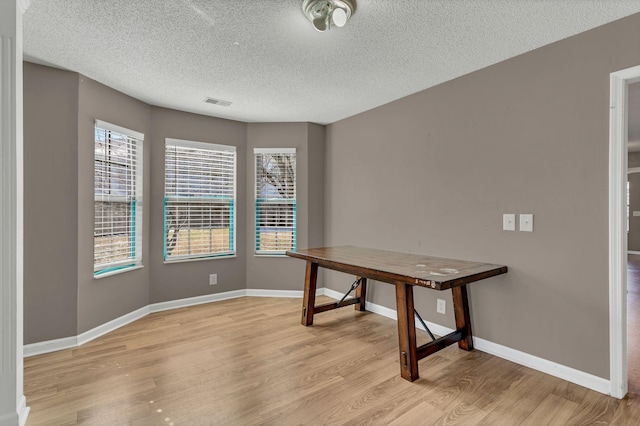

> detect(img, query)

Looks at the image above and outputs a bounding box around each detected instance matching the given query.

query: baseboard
[77,305,150,346]
[245,288,325,298]
[23,286,611,396]
[24,290,247,358]
[24,335,78,357]
[246,289,304,298]
[0,397,29,426]
[473,337,611,395]
[149,290,246,313]
[23,288,322,358]
[323,287,611,395]
[18,396,29,426]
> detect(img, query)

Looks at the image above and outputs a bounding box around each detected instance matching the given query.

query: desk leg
[301,261,318,326]
[452,285,473,351]
[355,277,367,312]
[395,281,419,381]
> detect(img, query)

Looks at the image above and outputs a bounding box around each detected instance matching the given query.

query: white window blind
[94,120,143,275]
[255,148,296,255]
[164,139,236,261]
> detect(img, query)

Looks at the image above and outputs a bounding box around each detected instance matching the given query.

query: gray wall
[325,13,640,379]
[24,13,640,381]
[23,65,319,343]
[76,76,153,334]
[23,63,79,343]
[246,123,325,290]
[149,107,247,303]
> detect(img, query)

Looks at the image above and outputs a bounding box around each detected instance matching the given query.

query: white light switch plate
[503,214,516,231]
[634,211,640,217]
[520,214,534,232]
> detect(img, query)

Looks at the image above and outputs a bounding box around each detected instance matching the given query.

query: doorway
[627,83,640,395]
[610,66,640,399]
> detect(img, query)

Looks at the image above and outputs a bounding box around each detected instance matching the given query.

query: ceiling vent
[204,97,232,107]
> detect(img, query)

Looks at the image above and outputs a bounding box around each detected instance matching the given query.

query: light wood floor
[24,295,640,425]
[628,255,640,395]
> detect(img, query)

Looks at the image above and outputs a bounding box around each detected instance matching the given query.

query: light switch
[520,214,534,232]
[503,214,516,231]
[634,211,640,217]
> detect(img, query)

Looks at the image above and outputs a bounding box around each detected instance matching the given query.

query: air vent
[204,97,232,107]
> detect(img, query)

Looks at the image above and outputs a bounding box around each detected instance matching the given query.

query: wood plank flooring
[24,295,640,425]
[628,255,640,396]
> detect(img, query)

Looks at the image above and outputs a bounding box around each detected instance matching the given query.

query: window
[254,148,296,255]
[94,120,143,276]
[164,139,236,261]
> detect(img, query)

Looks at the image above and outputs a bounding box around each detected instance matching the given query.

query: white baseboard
[24,305,153,357]
[24,335,78,357]
[18,396,29,426]
[77,306,150,346]
[472,337,611,395]
[23,286,611,396]
[246,289,304,298]
[149,290,246,313]
[246,288,325,298]
[24,288,322,358]
[0,396,29,426]
[323,287,610,395]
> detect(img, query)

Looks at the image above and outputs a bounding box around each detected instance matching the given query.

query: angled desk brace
[287,246,507,382]
[306,276,366,317]
[326,277,436,341]
[414,309,436,341]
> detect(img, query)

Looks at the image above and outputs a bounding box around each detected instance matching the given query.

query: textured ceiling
[23,0,640,124]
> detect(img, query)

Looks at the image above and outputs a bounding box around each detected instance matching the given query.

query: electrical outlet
[503,214,516,231]
[209,274,217,285]
[519,214,534,232]
[437,299,446,314]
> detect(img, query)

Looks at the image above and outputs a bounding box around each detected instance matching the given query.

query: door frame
[609,65,640,399]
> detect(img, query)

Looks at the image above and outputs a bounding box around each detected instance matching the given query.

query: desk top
[286,246,507,290]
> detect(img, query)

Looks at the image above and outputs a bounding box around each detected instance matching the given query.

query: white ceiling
[23,0,640,125]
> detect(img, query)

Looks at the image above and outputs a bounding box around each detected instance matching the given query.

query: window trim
[254,148,297,256]
[96,119,144,141]
[94,264,144,279]
[163,138,237,263]
[93,120,144,277]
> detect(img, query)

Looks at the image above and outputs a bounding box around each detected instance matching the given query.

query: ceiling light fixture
[302,0,356,32]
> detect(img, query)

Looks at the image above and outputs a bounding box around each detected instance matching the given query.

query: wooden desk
[286,246,507,382]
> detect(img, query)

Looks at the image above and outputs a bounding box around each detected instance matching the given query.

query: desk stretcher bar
[286,246,507,382]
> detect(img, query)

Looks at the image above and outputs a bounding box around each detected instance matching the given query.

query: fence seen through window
[255,148,296,255]
[164,139,236,261]
[94,121,143,275]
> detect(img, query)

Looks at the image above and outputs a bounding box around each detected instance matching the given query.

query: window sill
[164,254,237,264]
[94,264,143,280]
[254,254,289,258]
